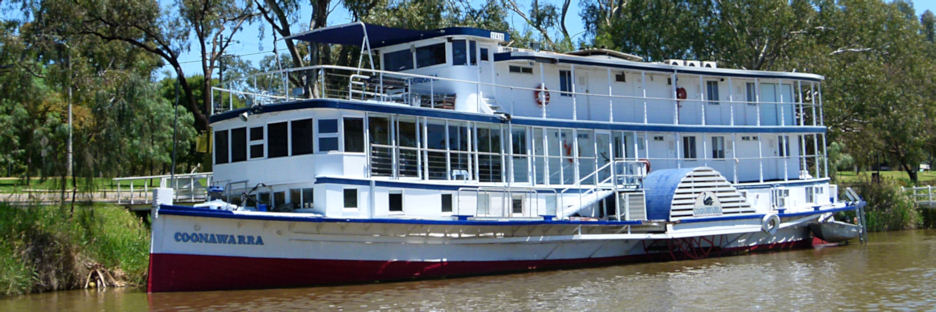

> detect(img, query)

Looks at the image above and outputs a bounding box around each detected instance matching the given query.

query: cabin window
[509,65,532,74]
[230,127,247,162]
[712,136,726,159]
[452,40,467,66]
[706,81,720,105]
[778,135,790,157]
[398,118,420,177]
[512,126,529,183]
[425,120,447,180]
[653,136,665,141]
[546,128,562,185]
[746,82,757,105]
[249,126,264,159]
[384,49,414,71]
[477,125,503,182]
[533,128,546,185]
[449,121,471,180]
[512,195,523,215]
[343,188,358,208]
[560,129,575,184]
[273,191,286,211]
[578,130,596,185]
[290,119,314,155]
[343,118,364,153]
[470,41,477,65]
[615,72,626,82]
[416,43,446,68]
[441,194,453,213]
[369,116,392,176]
[268,122,288,158]
[389,192,403,212]
[559,70,572,96]
[214,130,229,164]
[317,119,339,152]
[289,188,314,209]
[682,136,697,159]
[480,48,489,61]
[258,192,271,210]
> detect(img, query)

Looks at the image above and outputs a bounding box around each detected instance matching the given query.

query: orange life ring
[562,142,574,163]
[676,87,687,100]
[638,158,651,173]
[534,83,551,106]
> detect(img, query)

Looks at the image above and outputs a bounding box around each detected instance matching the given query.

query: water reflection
[2,230,935,311]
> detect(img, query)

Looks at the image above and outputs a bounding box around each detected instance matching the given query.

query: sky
[157,0,936,78]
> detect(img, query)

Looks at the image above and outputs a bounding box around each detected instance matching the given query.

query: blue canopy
[287,22,508,48]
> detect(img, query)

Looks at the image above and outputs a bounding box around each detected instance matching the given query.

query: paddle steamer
[147,23,865,292]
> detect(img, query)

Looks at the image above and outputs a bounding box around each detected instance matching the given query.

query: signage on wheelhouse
[147,22,866,293]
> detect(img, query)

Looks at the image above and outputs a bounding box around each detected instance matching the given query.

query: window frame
[343,117,365,153]
[267,122,289,158]
[214,129,229,165]
[290,118,315,156]
[682,136,697,159]
[317,119,340,153]
[388,190,404,214]
[706,80,720,105]
[711,136,726,159]
[249,126,265,159]
[509,65,533,74]
[383,49,414,71]
[559,70,572,97]
[416,42,446,68]
[343,188,358,209]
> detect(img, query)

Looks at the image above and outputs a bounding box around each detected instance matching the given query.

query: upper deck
[211,23,826,132]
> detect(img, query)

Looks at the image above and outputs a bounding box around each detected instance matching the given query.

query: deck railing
[113,172,213,205]
[211,64,823,127]
[903,186,936,208]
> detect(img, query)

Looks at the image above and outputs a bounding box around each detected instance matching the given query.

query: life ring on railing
[762,214,781,235]
[638,158,651,173]
[534,83,551,106]
[676,87,687,100]
[562,142,574,163]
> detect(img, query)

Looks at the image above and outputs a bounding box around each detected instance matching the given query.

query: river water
[3,230,935,311]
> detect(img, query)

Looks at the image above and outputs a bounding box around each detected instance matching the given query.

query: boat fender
[638,158,651,173]
[534,83,551,106]
[761,214,781,235]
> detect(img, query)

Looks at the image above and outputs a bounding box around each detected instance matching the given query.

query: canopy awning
[287,22,508,48]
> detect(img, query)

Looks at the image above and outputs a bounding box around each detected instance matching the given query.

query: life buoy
[762,214,781,235]
[676,87,687,100]
[534,83,551,106]
[562,142,574,163]
[638,158,651,173]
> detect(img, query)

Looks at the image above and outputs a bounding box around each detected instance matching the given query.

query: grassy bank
[0,203,149,297]
[836,170,936,186]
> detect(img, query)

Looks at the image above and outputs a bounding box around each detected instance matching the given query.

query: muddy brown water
[3,230,935,311]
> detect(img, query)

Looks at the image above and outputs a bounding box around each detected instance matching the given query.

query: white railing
[113,172,213,205]
[210,64,823,127]
[903,186,936,205]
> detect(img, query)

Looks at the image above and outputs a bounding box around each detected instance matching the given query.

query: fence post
[929,185,932,204]
[129,182,134,205]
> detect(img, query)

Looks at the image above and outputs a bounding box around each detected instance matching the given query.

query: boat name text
[174,232,264,245]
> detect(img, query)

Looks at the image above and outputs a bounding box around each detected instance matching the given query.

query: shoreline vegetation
[0,203,149,297]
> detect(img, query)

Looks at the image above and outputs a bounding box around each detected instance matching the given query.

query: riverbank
[0,203,149,297]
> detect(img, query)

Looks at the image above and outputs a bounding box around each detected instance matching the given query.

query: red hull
[147,239,810,292]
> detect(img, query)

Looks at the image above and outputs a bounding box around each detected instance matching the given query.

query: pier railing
[113,173,213,205]
[903,186,936,208]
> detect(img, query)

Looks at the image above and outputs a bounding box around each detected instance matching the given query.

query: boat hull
[146,205,827,292]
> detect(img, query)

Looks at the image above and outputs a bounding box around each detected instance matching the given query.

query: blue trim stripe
[157,204,859,227]
[210,99,826,135]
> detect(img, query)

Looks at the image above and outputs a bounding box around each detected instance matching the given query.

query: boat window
[369,116,390,145]
[706,81,720,105]
[712,136,726,159]
[343,188,358,208]
[214,130,229,164]
[512,195,523,215]
[343,118,364,153]
[416,43,446,68]
[682,136,697,159]
[477,125,503,182]
[578,130,595,185]
[746,82,757,105]
[426,120,446,150]
[470,41,477,65]
[560,129,574,185]
[258,192,271,210]
[398,119,418,147]
[273,191,286,211]
[289,189,301,210]
[384,49,414,71]
[425,120,447,180]
[302,188,314,208]
[231,127,247,162]
[389,192,403,212]
[268,122,288,158]
[397,117,420,177]
[441,194,452,213]
[480,48,489,61]
[559,70,572,96]
[449,122,470,180]
[533,128,545,184]
[318,119,338,152]
[778,135,790,157]
[291,119,314,155]
[452,40,467,66]
[509,65,533,74]
[477,193,490,215]
[369,116,392,176]
[249,127,264,159]
[615,72,626,82]
[512,126,528,183]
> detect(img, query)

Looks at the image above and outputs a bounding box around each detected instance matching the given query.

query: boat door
[596,131,612,183]
[476,41,496,100]
[575,73,590,120]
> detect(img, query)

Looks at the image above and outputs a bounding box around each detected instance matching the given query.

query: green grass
[834,170,936,186]
[0,203,150,297]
